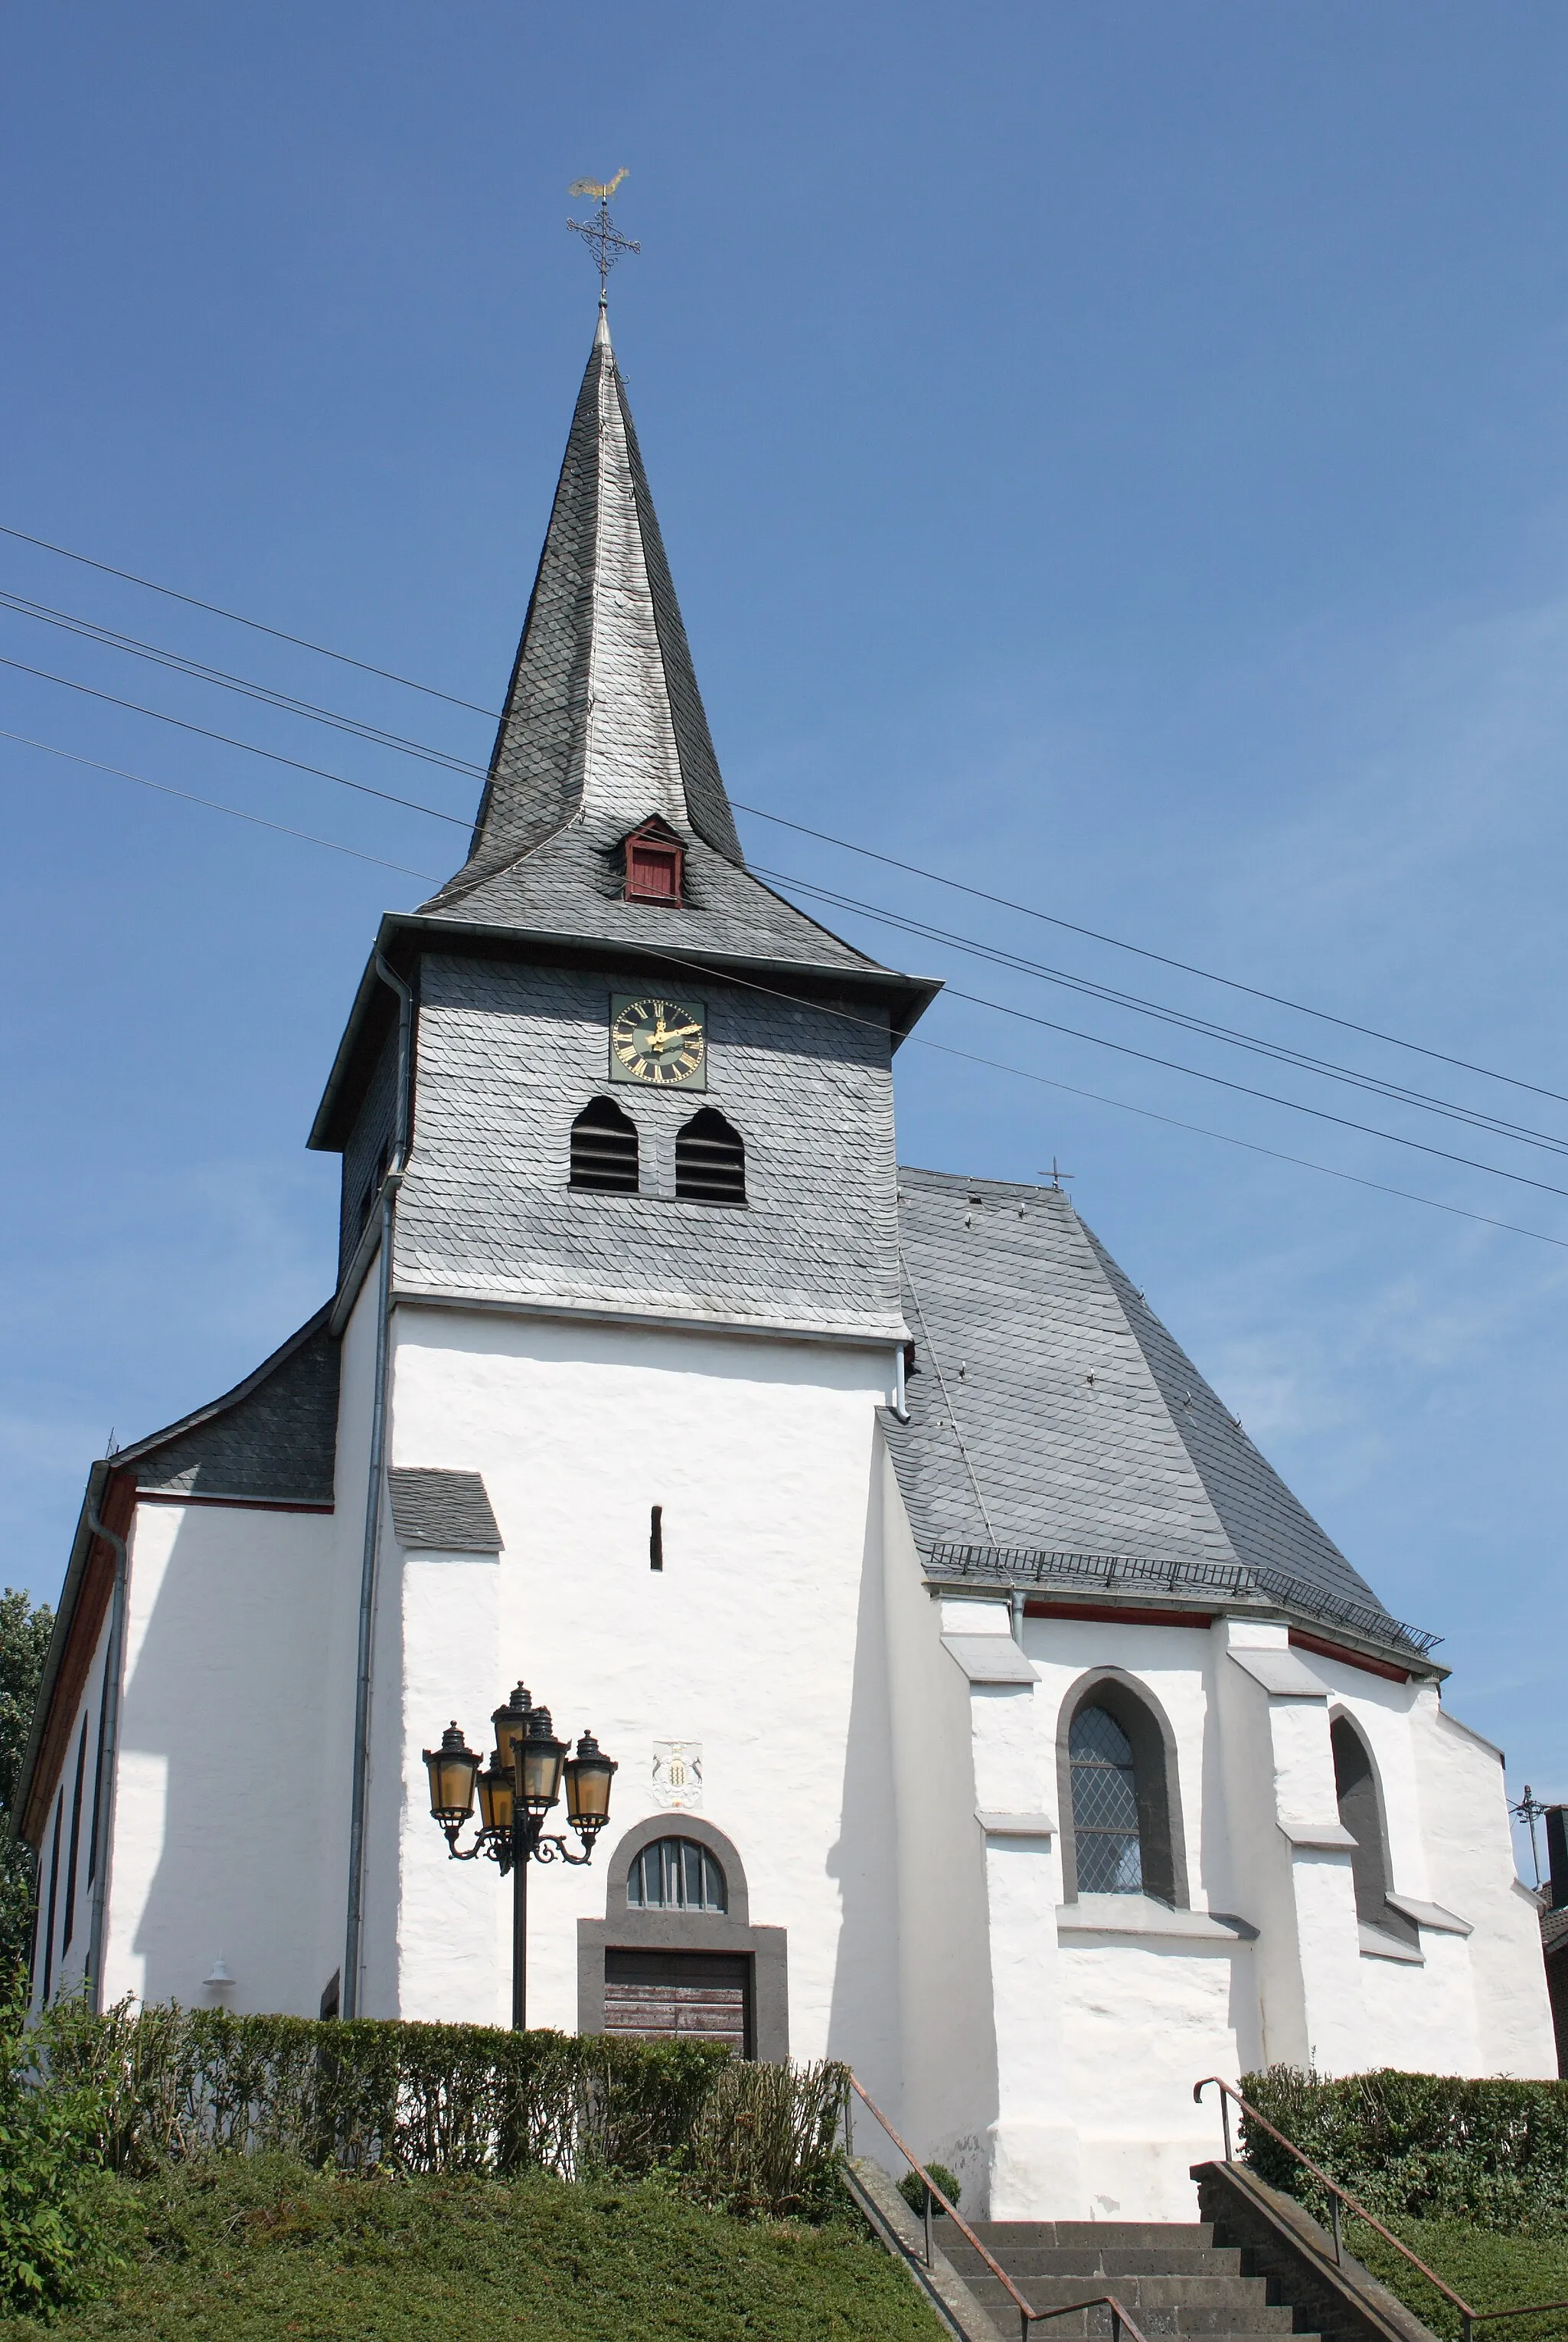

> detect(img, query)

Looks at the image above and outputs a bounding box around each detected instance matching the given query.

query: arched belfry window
[626,1836,728,1913]
[1057,1673,1187,1908]
[675,1108,746,1205]
[570,1096,639,1192]
[1070,1707,1143,1892]
[1331,1715,1417,1948]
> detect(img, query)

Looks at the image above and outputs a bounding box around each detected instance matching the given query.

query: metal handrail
[1195,2077,1568,2342]
[849,2076,1152,2342]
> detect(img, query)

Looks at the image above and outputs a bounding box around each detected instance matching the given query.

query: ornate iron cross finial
[567,170,640,299]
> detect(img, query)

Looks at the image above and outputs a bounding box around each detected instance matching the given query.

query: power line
[0,590,489,779]
[646,946,1568,1256]
[753,864,1568,1158]
[733,802,1568,1112]
[0,654,472,829]
[5,515,1564,1110]
[8,565,1563,1157]
[0,523,498,715]
[0,730,446,882]
[7,714,1566,1253]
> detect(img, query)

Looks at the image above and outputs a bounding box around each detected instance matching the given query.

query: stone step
[939,2249,1246,2279]
[953,2223,1217,2251]
[951,2292,1304,2341]
[942,2272,1276,2310]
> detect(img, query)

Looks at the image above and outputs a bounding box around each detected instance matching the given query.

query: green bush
[0,1981,119,2315]
[1239,2067,1568,2235]
[29,2000,848,2222]
[897,2161,960,2218]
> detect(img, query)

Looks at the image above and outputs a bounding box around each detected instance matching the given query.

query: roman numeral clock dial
[608,993,707,1089]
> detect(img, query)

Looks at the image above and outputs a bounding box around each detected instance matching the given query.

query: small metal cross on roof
[1041,1158,1075,1191]
[567,170,640,299]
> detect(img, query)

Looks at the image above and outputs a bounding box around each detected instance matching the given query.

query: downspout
[83,1474,128,2011]
[341,952,413,2020]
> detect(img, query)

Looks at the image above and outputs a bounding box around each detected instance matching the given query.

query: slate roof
[115,1306,338,1505]
[387,1468,502,1553]
[414,304,913,994]
[885,1167,1436,1662]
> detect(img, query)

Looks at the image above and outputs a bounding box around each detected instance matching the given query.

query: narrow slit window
[675,1108,745,1205]
[570,1097,639,1192]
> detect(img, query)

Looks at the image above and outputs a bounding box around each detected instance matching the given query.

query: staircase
[935,2216,1323,2342]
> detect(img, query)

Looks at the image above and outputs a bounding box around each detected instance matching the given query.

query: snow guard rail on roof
[926,1542,1442,1661]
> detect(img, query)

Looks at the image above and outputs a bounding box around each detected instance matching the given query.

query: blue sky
[2,4,1566,1859]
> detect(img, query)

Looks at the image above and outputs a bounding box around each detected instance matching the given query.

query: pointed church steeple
[435,302,743,904]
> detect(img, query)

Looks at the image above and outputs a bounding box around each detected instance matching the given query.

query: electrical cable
[644,945,1568,1255]
[5,518,1564,1108]
[0,523,497,714]
[0,731,446,882]
[0,589,489,778]
[750,864,1568,1158]
[7,716,1566,1251]
[10,572,1564,1158]
[0,654,472,828]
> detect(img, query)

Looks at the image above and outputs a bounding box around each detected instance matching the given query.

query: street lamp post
[423,1681,617,2030]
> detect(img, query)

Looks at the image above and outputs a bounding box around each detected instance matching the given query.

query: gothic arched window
[570,1096,639,1193]
[1331,1715,1418,1948]
[626,1836,728,1913]
[1070,1706,1143,1893]
[1058,1673,1187,1908]
[675,1108,746,1205]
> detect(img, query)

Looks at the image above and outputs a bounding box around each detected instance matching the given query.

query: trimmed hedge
[36,2000,850,2216]
[1240,2068,1568,2236]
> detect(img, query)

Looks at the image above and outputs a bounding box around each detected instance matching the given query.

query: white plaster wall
[1419,1695,1556,2076]
[34,1630,113,2010]
[1025,1613,1253,2216]
[875,1447,998,2210]
[377,1305,903,2059]
[104,1494,340,2014]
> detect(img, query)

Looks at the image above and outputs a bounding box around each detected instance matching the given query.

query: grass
[1345,2216,1568,2342]
[5,2155,946,2340]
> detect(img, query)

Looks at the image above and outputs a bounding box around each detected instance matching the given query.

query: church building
[18,297,1554,2220]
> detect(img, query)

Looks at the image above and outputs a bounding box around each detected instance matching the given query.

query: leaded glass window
[1070,1705,1143,1893]
[626,1837,727,1912]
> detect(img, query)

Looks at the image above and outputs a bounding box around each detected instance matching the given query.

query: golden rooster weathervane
[567,170,639,300]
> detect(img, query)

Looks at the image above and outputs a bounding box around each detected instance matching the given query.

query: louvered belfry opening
[570,1096,639,1192]
[675,1108,746,1205]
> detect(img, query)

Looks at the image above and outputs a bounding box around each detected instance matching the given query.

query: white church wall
[34,1631,113,2010]
[317,1265,390,2019]
[103,1494,339,2015]
[874,1452,997,2210]
[1421,1697,1556,2077]
[1024,1613,1250,2217]
[373,1303,902,2058]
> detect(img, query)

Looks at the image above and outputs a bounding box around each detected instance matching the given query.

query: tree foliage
[0,1587,54,1981]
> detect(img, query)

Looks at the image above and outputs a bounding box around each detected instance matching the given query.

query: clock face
[608,993,708,1089]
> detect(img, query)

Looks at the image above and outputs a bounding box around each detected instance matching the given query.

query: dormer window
[624,819,684,905]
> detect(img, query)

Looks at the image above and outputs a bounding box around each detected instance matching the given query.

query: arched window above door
[626,1836,728,1913]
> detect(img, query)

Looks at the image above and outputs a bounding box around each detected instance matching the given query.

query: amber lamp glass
[564,1732,617,1834]
[477,1752,514,1837]
[518,1706,567,1814]
[423,1723,480,1824]
[492,1684,533,1779]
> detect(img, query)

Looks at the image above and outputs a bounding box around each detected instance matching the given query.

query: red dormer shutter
[625,825,684,903]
